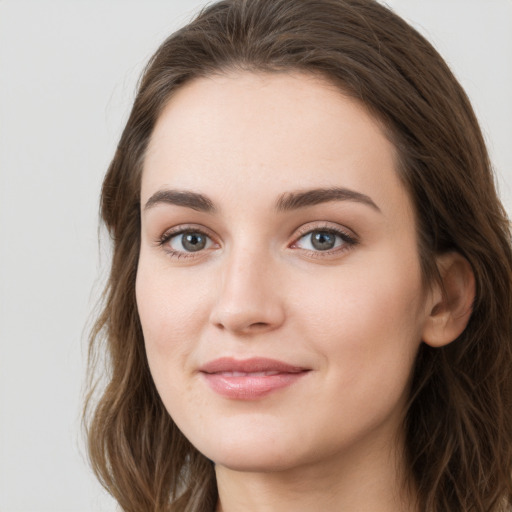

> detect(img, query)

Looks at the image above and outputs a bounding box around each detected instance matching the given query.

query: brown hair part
[84,0,512,510]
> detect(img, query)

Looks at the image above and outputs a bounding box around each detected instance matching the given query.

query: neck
[214,435,417,512]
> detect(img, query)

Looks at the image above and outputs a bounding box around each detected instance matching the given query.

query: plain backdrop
[1,1,511,511]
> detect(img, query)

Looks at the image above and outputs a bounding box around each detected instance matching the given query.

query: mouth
[199,357,311,400]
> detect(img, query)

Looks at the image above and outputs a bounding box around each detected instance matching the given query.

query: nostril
[251,322,269,329]
[214,321,268,331]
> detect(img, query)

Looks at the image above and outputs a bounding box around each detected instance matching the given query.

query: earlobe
[422,252,475,348]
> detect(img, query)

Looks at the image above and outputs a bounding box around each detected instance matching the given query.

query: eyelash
[157,223,358,260]
[157,225,216,260]
[291,224,358,257]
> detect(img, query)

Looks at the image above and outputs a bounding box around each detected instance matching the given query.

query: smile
[199,357,310,400]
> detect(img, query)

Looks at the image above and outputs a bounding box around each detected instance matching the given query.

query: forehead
[142,71,412,220]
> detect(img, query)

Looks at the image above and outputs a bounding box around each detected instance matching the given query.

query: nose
[209,248,286,335]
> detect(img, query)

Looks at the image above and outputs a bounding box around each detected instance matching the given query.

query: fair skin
[136,71,474,512]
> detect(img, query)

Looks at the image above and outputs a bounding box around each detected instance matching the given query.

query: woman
[84,0,512,510]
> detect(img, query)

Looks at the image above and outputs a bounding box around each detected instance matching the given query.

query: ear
[422,252,475,348]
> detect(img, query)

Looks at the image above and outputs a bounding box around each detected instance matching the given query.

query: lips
[199,357,310,400]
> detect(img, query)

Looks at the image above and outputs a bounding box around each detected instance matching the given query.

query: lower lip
[201,372,309,400]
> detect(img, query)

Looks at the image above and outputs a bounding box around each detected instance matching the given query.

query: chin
[188,423,306,473]
[209,447,301,473]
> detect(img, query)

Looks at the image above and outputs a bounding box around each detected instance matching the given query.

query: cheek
[284,256,425,449]
[294,249,425,384]
[135,259,211,397]
[135,264,210,429]
[136,256,210,342]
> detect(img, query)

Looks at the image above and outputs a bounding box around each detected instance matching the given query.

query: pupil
[182,233,206,252]
[311,231,335,250]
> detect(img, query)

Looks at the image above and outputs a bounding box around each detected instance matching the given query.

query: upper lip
[199,357,308,374]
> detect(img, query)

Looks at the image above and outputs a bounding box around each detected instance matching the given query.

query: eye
[293,228,356,252]
[164,230,214,254]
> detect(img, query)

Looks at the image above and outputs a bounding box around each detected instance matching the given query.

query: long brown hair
[84,0,512,510]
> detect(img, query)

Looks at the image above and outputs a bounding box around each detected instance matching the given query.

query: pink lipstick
[199,357,310,400]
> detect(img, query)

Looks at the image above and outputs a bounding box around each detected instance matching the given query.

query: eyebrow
[143,186,380,214]
[275,187,381,212]
[144,189,215,212]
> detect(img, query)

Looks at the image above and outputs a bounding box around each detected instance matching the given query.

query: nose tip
[210,308,281,334]
[208,256,285,335]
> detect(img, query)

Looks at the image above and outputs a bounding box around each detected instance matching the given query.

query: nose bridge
[210,240,284,333]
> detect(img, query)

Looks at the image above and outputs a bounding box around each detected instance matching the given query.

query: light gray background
[1,1,511,511]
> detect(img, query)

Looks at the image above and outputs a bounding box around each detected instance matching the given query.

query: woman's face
[137,71,432,473]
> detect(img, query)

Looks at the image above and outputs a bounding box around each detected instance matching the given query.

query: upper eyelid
[159,224,217,242]
[291,221,358,241]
